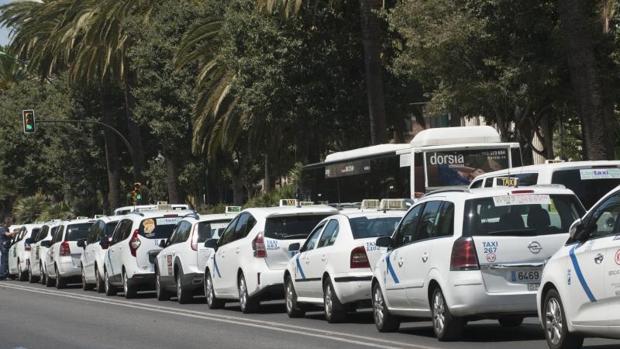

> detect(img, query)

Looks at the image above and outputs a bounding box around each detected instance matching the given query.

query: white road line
[0,283,439,349]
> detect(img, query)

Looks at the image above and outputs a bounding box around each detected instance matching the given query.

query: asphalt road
[0,280,618,349]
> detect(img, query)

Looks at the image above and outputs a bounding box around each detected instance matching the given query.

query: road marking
[0,283,440,349]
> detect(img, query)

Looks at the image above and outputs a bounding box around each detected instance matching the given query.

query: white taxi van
[537,185,620,349]
[469,161,620,209]
[284,199,407,322]
[371,186,585,341]
[204,200,337,313]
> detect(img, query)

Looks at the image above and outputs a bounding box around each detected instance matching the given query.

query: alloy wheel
[545,297,563,346]
[373,285,385,327]
[432,291,446,335]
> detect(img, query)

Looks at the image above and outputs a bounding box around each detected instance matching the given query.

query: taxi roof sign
[379,199,409,211]
[361,199,380,210]
[496,177,519,187]
[299,201,314,206]
[279,199,298,207]
[225,206,242,214]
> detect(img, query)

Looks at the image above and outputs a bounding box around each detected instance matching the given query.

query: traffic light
[22,109,35,134]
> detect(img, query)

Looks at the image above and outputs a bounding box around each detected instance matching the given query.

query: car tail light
[252,232,267,258]
[59,241,71,256]
[450,237,480,271]
[190,224,198,251]
[129,229,141,257]
[350,246,370,269]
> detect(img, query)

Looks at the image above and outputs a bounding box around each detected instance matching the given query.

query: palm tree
[0,48,26,90]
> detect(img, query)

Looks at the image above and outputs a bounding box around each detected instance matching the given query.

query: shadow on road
[398,322,545,342]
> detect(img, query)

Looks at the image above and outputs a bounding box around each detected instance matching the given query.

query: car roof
[243,205,338,219]
[335,210,407,220]
[473,160,620,180]
[63,218,97,225]
[94,215,127,223]
[197,213,237,222]
[125,210,196,220]
[422,186,578,202]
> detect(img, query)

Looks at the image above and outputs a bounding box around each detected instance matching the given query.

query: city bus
[301,126,522,204]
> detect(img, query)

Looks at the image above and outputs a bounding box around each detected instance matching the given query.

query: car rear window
[197,220,231,242]
[551,168,620,209]
[139,216,181,239]
[65,223,93,241]
[265,215,330,240]
[463,194,585,237]
[349,217,401,239]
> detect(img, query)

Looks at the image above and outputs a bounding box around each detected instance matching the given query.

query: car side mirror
[77,239,86,249]
[40,240,51,248]
[159,240,167,248]
[99,238,110,250]
[569,218,589,242]
[376,236,392,248]
[204,238,218,251]
[288,243,301,252]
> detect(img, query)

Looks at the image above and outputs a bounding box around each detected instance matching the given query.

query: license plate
[510,269,541,283]
[528,283,540,291]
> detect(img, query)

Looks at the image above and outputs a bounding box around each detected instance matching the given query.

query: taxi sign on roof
[361,199,380,210]
[225,206,242,214]
[299,201,314,206]
[496,177,518,187]
[580,168,620,180]
[379,199,409,211]
[493,194,551,207]
[279,199,298,207]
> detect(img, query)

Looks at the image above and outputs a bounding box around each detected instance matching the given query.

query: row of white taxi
[6,187,620,349]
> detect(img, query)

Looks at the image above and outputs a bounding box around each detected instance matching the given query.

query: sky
[0,0,13,46]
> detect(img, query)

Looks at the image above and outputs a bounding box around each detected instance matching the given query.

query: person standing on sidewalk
[0,216,18,280]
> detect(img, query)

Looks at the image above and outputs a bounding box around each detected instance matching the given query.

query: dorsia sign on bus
[425,148,509,187]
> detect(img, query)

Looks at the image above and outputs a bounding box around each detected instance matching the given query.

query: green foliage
[12,194,47,224]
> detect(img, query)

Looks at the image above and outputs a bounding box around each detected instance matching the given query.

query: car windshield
[104,222,118,237]
[551,168,620,209]
[139,216,181,239]
[65,223,93,241]
[463,194,585,237]
[349,217,401,239]
[197,220,231,242]
[265,215,330,240]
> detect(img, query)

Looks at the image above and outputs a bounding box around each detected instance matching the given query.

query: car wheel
[28,261,38,283]
[81,265,93,291]
[155,269,171,301]
[95,267,105,293]
[55,265,66,289]
[372,282,400,332]
[543,289,584,349]
[238,273,258,313]
[44,269,54,287]
[17,259,27,281]
[123,270,137,299]
[176,270,192,304]
[499,316,524,327]
[285,277,305,318]
[104,269,116,296]
[324,278,346,323]
[40,264,47,285]
[431,287,464,341]
[205,273,225,309]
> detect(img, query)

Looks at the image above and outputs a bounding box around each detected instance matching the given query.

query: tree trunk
[101,91,121,212]
[123,78,145,180]
[558,0,616,160]
[231,176,244,205]
[263,153,271,194]
[359,0,387,145]
[165,156,180,204]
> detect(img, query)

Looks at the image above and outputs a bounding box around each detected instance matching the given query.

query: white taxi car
[29,220,62,284]
[44,218,94,288]
[7,226,23,279]
[155,209,238,303]
[79,215,123,292]
[284,200,406,322]
[10,224,42,281]
[103,209,194,298]
[371,186,585,341]
[537,186,620,349]
[204,201,337,313]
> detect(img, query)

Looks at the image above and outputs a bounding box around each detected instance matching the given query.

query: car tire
[285,276,305,318]
[55,265,66,289]
[17,259,27,281]
[81,265,94,291]
[123,269,137,299]
[40,263,47,285]
[205,273,225,309]
[28,261,38,283]
[95,266,105,293]
[431,287,464,341]
[176,270,192,304]
[238,273,258,314]
[324,278,346,323]
[156,268,171,301]
[499,316,524,327]
[543,288,584,349]
[104,269,116,296]
[372,282,400,332]
[45,269,54,287]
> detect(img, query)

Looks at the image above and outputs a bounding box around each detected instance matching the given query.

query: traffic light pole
[37,119,135,164]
